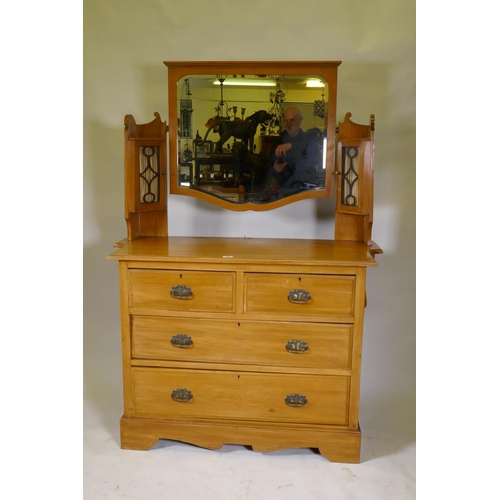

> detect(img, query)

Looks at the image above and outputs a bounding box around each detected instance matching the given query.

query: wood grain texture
[244,273,355,317]
[109,236,380,463]
[335,113,375,243]
[131,316,353,370]
[348,267,367,429]
[128,269,235,312]
[107,237,378,267]
[120,416,361,463]
[131,367,349,425]
[119,261,134,417]
[112,67,381,463]
[164,61,340,211]
[123,113,167,240]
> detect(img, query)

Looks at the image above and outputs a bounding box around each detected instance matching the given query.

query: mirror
[165,62,340,211]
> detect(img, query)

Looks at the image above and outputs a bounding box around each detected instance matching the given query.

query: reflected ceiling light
[305,79,325,88]
[212,78,275,87]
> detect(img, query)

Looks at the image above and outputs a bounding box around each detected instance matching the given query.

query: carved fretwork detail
[341,146,359,207]
[139,146,160,204]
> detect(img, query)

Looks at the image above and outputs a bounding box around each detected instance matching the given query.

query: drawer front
[244,273,355,317]
[131,367,349,425]
[132,316,353,370]
[128,269,235,312]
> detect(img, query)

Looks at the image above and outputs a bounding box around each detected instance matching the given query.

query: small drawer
[244,273,355,318]
[131,316,353,370]
[128,269,235,312]
[131,367,349,425]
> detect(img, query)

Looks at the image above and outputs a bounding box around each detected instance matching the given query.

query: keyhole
[180,274,182,279]
[298,277,301,282]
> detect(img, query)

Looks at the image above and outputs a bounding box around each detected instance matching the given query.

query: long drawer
[128,269,235,312]
[244,273,356,317]
[131,367,350,425]
[131,316,353,370]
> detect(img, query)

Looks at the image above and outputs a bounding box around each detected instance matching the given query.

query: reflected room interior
[176,74,329,205]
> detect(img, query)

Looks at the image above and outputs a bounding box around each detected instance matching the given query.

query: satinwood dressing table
[108,61,382,462]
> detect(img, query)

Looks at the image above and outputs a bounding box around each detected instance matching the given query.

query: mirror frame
[164,61,341,211]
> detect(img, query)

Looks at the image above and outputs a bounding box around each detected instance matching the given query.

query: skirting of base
[120,416,361,463]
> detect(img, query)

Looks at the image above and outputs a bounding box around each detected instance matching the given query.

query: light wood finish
[244,273,355,317]
[128,269,235,312]
[131,316,353,370]
[131,367,349,425]
[111,67,381,462]
[108,237,380,462]
[124,113,167,240]
[120,417,362,463]
[335,113,375,244]
[109,236,378,267]
[163,61,340,211]
[348,267,367,429]
[119,261,133,417]
[130,359,350,377]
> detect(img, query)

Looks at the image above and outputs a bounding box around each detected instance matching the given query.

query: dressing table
[108,61,382,462]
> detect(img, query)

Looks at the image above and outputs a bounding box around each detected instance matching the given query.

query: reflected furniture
[108,61,382,463]
[167,61,340,209]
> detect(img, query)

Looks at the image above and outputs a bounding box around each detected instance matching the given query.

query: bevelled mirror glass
[165,62,340,211]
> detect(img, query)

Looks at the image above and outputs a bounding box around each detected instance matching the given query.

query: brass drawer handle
[171,334,193,348]
[286,339,309,354]
[170,284,193,300]
[285,393,308,407]
[288,289,311,304]
[171,388,193,402]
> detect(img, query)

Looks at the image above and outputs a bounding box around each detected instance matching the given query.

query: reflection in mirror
[176,74,328,205]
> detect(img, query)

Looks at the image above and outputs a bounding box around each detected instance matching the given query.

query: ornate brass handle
[288,289,311,304]
[285,393,308,407]
[171,334,193,348]
[171,388,193,402]
[286,339,309,354]
[170,284,193,300]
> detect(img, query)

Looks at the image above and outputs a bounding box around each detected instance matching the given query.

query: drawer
[131,367,349,425]
[128,269,235,312]
[244,273,355,317]
[131,316,353,370]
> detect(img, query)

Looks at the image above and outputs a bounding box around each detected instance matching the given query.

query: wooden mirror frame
[164,61,341,211]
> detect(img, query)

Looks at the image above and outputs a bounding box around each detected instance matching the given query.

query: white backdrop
[83,0,415,437]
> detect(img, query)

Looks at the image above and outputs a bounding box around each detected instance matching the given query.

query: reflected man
[266,106,316,191]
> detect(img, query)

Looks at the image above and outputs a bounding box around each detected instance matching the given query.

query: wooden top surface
[107,237,381,267]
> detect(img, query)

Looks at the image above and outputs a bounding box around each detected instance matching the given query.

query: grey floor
[83,387,415,499]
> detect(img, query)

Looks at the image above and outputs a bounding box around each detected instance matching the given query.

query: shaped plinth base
[120,416,361,463]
